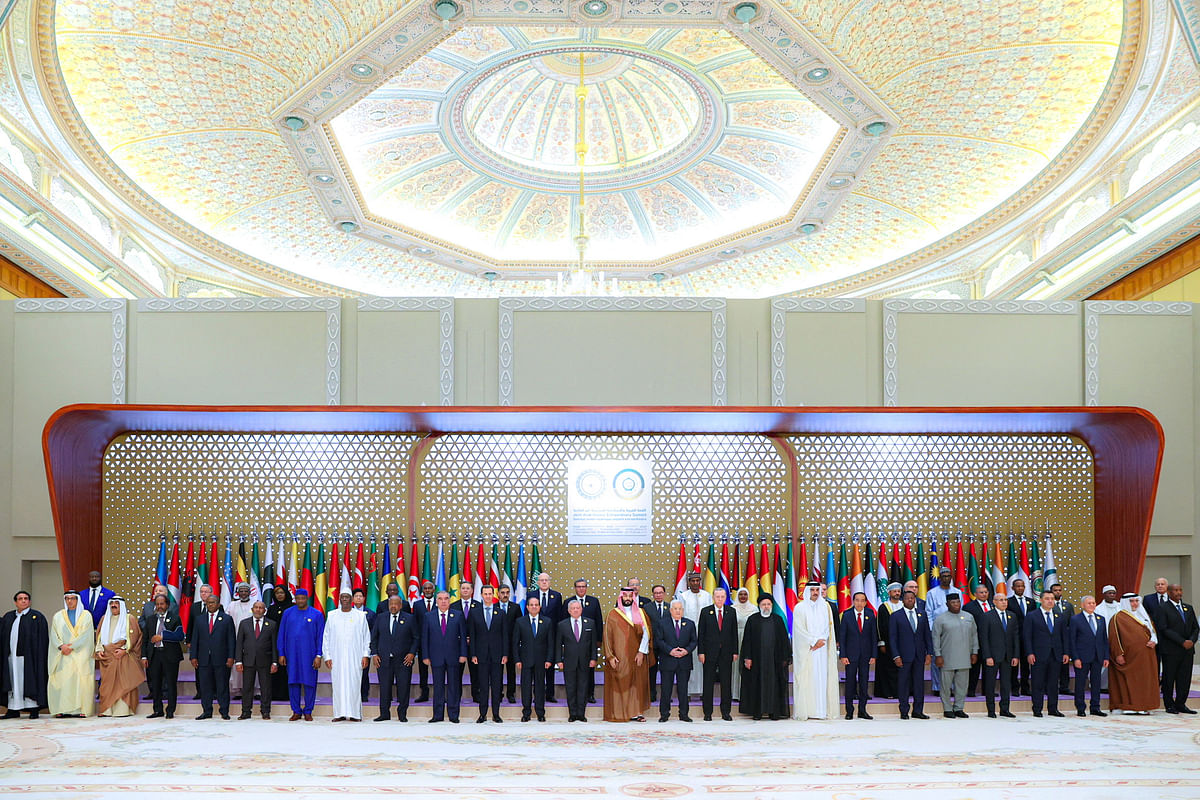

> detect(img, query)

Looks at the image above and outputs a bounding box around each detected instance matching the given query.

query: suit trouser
[1058,659,1071,693]
[505,656,517,700]
[844,655,871,711]
[649,661,659,700]
[197,664,231,714]
[240,665,273,715]
[147,651,179,714]
[1074,659,1103,712]
[982,660,1011,712]
[477,658,504,716]
[1030,657,1061,713]
[377,656,413,717]
[430,663,462,721]
[897,659,925,714]
[659,665,691,719]
[418,657,429,695]
[930,662,941,692]
[545,661,558,700]
[702,655,735,718]
[1161,650,1195,710]
[360,665,371,702]
[288,683,316,715]
[939,667,968,712]
[563,660,589,719]
[520,664,546,717]
[458,659,481,704]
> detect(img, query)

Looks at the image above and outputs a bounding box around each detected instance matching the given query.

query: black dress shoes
[844,710,854,720]
[521,713,531,722]
[1076,710,1087,717]
[1092,710,1108,717]
[704,715,713,721]
[899,712,909,719]
[238,713,252,720]
[1000,710,1016,718]
[492,715,503,723]
[722,714,733,721]
[196,713,212,720]
[659,716,669,723]
[1048,710,1065,717]
[912,712,929,719]
[374,715,390,722]
[220,712,231,720]
[858,711,873,720]
[1179,707,1197,714]
[987,711,997,718]
[1,710,19,719]
[954,711,968,719]
[476,714,487,723]
[147,711,164,719]
[1032,711,1043,717]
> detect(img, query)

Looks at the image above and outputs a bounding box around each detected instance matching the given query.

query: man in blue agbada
[277,589,324,721]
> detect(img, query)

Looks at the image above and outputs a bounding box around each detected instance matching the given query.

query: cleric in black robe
[738,595,791,720]
[1,590,50,718]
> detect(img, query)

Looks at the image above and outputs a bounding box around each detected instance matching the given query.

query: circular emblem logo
[576,469,606,499]
[612,468,646,500]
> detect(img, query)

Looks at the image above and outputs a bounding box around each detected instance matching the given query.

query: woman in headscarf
[95,596,145,717]
[730,588,757,701]
[1108,593,1159,714]
[266,585,293,701]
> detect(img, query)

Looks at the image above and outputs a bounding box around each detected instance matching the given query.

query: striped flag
[166,540,181,606]
[1006,537,1021,593]
[448,540,460,600]
[674,540,689,596]
[990,539,1007,598]
[810,537,822,584]
[1042,537,1057,592]
[287,538,299,595]
[824,541,837,604]
[1019,537,1032,598]
[874,542,889,603]
[366,539,380,609]
[703,541,718,595]
[408,538,422,602]
[380,539,394,600]
[327,540,340,615]
[863,539,879,611]
[154,539,168,596]
[1030,537,1044,595]
[771,542,787,621]
[514,541,528,609]
[915,539,928,599]
[261,537,274,599]
[836,541,851,613]
[759,541,773,598]
[354,540,366,594]
[249,540,262,603]
[300,540,314,604]
[220,538,233,611]
[742,538,758,600]
[783,537,798,621]
[434,541,446,593]
[849,540,864,605]
[501,539,514,593]
[313,540,327,617]
[719,540,732,602]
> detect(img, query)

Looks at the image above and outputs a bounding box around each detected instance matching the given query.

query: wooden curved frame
[43,404,1164,595]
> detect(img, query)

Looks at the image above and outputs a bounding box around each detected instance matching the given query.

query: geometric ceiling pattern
[44,0,1127,296]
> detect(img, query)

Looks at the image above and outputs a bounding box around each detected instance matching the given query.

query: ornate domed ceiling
[18,0,1145,296]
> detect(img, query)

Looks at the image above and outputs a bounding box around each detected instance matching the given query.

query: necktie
[156,615,164,647]
[391,614,397,634]
[255,619,261,639]
[908,610,916,631]
[857,612,862,632]
[1045,611,1053,632]
[440,613,447,634]
[1000,611,1006,630]
[982,602,989,612]
[209,613,215,633]
[532,617,538,636]
[658,603,664,616]
[542,592,547,607]
[675,621,681,638]
[485,606,492,627]
[91,588,97,608]
[1178,603,1186,620]
[717,609,723,630]
[574,619,580,641]
[1088,613,1096,633]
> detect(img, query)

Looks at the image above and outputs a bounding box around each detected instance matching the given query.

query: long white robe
[790,599,840,720]
[322,607,370,719]
[731,601,756,700]
[675,589,713,694]
[48,609,94,716]
[227,599,255,693]
[7,609,32,710]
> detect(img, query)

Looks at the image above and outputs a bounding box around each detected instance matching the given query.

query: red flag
[167,541,181,605]
[759,542,771,594]
[407,538,421,602]
[395,539,406,588]
[674,540,688,595]
[955,540,968,589]
[730,542,740,591]
[942,539,954,583]
[476,543,488,593]
[210,539,219,596]
[797,540,809,587]
[354,541,365,593]
[329,541,340,609]
[903,541,914,578]
[742,538,758,597]
[463,541,475,588]
[179,541,195,632]
[719,541,730,593]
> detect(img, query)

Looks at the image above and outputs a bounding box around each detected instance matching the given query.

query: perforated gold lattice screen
[787,434,1095,596]
[102,431,1095,604]
[103,433,422,599]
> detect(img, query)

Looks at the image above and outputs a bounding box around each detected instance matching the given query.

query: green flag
[967,544,981,594]
[503,539,513,590]
[366,539,380,608]
[1030,537,1044,594]
[531,539,542,577]
[915,539,927,599]
[448,540,460,601]
[421,539,433,583]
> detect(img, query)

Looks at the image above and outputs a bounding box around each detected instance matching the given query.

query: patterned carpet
[1,709,1197,799]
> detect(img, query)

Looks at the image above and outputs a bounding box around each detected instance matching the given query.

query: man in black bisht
[738,595,791,720]
[1,590,50,719]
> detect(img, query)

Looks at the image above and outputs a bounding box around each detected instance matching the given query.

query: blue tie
[1045,611,1053,632]
[1000,612,1006,630]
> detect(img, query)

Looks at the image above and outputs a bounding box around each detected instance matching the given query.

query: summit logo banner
[566,459,654,545]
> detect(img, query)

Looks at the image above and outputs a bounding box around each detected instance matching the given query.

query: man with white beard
[791,582,840,719]
[674,573,712,696]
[323,587,371,722]
[227,582,255,700]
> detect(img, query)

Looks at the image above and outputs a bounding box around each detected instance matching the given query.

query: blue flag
[514,542,528,610]
[154,539,168,589]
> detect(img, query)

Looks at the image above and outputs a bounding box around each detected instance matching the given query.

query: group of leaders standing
[2,570,1195,723]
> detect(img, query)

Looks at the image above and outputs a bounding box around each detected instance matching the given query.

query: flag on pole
[824,541,837,604]
[275,534,287,594]
[434,541,446,593]
[1019,536,1032,598]
[353,540,365,594]
[489,539,501,593]
[196,536,209,596]
[166,540,181,606]
[942,538,954,584]
[448,540,461,601]
[288,538,299,595]
[849,539,864,605]
[180,539,196,632]
[313,540,328,617]
[990,539,1007,598]
[409,538,422,602]
[703,541,718,595]
[719,540,732,602]
[674,539,689,596]
[328,540,340,616]
[209,537,221,599]
[1006,537,1020,592]
[154,539,168,594]
[300,540,314,603]
[742,538,759,600]
[261,537,274,599]
[902,540,915,584]
[366,538,380,609]
[514,540,528,609]
[967,540,981,593]
[759,541,773,598]
[1030,537,1044,595]
[874,541,889,603]
[771,542,787,621]
[234,542,248,588]
[474,541,487,598]
[220,538,233,611]
[915,538,928,599]
[954,540,967,590]
[462,539,475,596]
[783,536,798,622]
[502,539,514,594]
[863,539,879,611]
[980,538,994,597]
[380,539,394,600]
[810,537,822,584]
[1042,536,1058,591]
[797,538,809,589]
[420,539,432,584]
[836,540,851,613]
[530,538,543,577]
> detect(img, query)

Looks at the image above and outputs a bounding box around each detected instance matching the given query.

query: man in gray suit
[234,600,277,719]
[932,593,979,718]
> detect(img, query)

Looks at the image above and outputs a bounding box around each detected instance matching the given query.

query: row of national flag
[149,535,548,628]
[674,533,1060,622]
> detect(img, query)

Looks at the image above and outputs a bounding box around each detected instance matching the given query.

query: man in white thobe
[791,582,840,720]
[674,573,712,695]
[323,588,371,722]
[48,591,95,717]
[227,582,255,699]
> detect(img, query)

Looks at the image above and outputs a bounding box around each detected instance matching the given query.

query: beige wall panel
[1096,314,1194,542]
[357,311,442,405]
[725,300,769,405]
[134,311,326,404]
[455,300,497,405]
[895,312,1081,406]
[512,311,712,405]
[11,311,112,540]
[784,312,870,405]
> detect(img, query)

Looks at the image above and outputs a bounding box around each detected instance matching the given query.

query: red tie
[255,619,261,639]
[982,602,989,612]
[717,610,723,630]
[857,613,862,632]
[209,613,214,633]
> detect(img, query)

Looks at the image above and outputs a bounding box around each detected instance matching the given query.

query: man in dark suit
[838,591,876,720]
[655,600,697,722]
[698,587,739,721]
[1154,583,1199,714]
[375,582,410,615]
[888,590,932,719]
[511,595,554,721]
[496,586,521,703]
[531,573,563,702]
[1050,583,1075,693]
[556,597,598,722]
[1007,579,1034,695]
[190,594,236,720]
[468,585,509,723]
[233,600,277,720]
[1023,590,1069,717]
[371,594,419,721]
[644,584,670,702]
[411,580,438,702]
[627,577,651,609]
[420,591,468,723]
[978,593,1020,718]
[962,584,992,696]
[570,579,604,704]
[1068,595,1109,717]
[81,571,115,629]
[140,593,184,719]
[454,583,481,704]
[1142,576,1169,618]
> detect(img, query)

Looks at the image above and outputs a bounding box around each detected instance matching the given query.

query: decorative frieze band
[770,298,866,406]
[1083,300,1193,406]
[15,298,126,403]
[356,297,455,405]
[497,297,727,406]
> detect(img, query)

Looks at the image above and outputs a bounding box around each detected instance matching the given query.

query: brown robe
[602,607,653,722]
[1108,611,1159,712]
[96,618,145,716]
